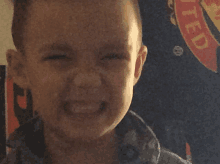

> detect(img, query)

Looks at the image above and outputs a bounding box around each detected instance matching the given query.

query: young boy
[1,0,189,163]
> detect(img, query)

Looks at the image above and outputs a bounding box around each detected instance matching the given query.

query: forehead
[24,0,139,52]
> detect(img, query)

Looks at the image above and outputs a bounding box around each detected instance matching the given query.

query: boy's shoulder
[159,147,191,164]
[123,111,191,164]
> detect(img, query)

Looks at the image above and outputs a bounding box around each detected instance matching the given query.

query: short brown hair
[12,0,142,56]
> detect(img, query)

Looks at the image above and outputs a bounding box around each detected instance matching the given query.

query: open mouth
[64,101,106,115]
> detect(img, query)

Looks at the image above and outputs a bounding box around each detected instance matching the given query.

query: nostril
[63,102,69,112]
[100,101,106,111]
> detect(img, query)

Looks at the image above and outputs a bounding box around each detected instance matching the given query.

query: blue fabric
[2,111,159,164]
[130,1,220,164]
[1,110,188,164]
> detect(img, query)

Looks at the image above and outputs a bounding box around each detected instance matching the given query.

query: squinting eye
[104,54,124,60]
[45,55,68,60]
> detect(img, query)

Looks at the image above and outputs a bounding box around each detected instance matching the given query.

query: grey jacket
[1,110,190,164]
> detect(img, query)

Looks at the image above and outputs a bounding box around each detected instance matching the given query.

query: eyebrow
[38,43,73,54]
[100,43,132,52]
[38,42,132,54]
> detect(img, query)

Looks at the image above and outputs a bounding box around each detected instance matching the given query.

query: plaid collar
[6,110,161,164]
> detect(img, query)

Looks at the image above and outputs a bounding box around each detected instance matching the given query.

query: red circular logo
[173,0,220,72]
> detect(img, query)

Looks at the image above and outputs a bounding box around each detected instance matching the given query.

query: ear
[133,45,148,86]
[6,49,30,89]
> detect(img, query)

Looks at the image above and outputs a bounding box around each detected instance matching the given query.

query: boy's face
[9,0,147,142]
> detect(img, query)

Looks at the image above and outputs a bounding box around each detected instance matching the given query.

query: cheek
[29,69,64,112]
[110,68,134,105]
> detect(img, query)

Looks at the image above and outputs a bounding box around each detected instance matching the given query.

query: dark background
[130,0,220,163]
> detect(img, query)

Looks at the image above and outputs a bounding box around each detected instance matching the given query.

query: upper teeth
[71,102,100,113]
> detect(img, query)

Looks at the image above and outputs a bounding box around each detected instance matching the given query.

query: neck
[43,124,119,164]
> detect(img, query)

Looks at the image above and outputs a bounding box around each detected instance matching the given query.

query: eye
[104,54,124,60]
[45,54,69,60]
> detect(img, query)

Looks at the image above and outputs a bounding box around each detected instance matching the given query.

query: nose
[74,71,101,88]
[71,50,102,88]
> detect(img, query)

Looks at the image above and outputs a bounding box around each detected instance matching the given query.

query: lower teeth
[63,102,105,114]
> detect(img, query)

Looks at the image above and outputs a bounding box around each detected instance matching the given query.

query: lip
[72,101,99,105]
